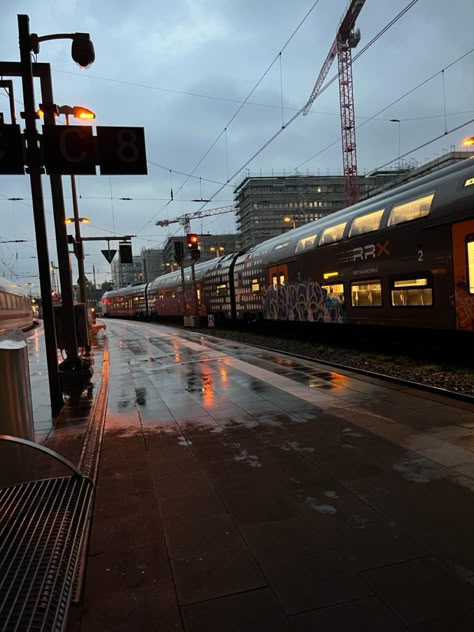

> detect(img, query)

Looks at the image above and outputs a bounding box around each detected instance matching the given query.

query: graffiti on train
[263,281,346,323]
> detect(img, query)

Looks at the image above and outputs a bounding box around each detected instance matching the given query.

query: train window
[0,294,5,309]
[349,209,384,237]
[251,279,260,293]
[272,274,278,290]
[216,283,228,297]
[322,284,344,305]
[351,280,382,307]
[468,237,474,293]
[320,222,346,245]
[279,273,286,286]
[391,278,433,307]
[295,234,318,253]
[388,193,434,227]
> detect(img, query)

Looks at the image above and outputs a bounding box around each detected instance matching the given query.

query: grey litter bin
[0,329,34,440]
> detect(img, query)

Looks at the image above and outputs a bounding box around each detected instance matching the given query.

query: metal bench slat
[0,476,93,632]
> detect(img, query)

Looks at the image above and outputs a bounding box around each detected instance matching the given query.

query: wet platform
[57,318,474,632]
[26,322,104,465]
[13,319,474,630]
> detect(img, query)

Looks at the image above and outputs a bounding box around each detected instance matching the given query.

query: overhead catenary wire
[135,0,323,235]
[293,48,474,172]
[192,0,423,212]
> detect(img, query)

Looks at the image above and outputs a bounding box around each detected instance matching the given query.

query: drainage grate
[0,476,93,632]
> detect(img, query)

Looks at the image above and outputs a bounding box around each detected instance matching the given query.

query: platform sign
[0,124,24,174]
[42,126,96,175]
[41,125,147,176]
[96,127,147,175]
[119,243,133,263]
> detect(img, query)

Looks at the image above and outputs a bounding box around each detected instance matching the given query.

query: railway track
[190,326,474,403]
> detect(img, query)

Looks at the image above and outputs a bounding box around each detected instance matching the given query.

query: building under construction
[234,170,404,249]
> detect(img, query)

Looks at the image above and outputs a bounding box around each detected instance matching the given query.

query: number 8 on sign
[96,126,147,175]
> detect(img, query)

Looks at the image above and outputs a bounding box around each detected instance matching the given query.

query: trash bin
[0,329,34,440]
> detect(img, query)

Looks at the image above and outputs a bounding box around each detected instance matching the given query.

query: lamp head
[71,33,95,69]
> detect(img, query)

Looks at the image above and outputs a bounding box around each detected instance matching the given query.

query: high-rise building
[141,248,165,282]
[234,171,407,248]
[111,255,143,288]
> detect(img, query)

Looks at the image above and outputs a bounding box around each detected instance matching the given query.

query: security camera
[71,34,95,69]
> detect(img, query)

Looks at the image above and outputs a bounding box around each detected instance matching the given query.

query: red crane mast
[303,0,366,207]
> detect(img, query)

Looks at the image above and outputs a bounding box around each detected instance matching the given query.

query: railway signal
[187,234,200,261]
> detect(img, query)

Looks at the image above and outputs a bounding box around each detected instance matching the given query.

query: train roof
[102,158,474,296]
[235,157,474,265]
[0,277,26,296]
[147,255,232,290]
[102,283,147,300]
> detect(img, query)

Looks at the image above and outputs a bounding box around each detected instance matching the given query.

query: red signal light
[187,234,199,249]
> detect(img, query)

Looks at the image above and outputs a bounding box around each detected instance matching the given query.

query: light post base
[59,356,93,390]
[183,315,200,328]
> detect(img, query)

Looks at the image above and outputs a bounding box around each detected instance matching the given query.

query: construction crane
[155,205,236,235]
[303,0,366,207]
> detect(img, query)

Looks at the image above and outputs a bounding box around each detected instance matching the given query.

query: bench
[0,435,94,632]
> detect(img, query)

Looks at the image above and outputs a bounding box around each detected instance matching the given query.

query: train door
[268,264,288,290]
[452,220,474,330]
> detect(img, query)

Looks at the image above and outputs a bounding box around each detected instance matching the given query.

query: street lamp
[390,119,401,165]
[38,105,96,306]
[462,137,474,147]
[65,217,90,224]
[283,216,296,230]
[16,14,95,412]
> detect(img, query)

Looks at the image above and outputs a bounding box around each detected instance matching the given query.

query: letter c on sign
[59,128,86,163]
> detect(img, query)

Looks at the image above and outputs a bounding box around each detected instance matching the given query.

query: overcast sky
[0,0,473,289]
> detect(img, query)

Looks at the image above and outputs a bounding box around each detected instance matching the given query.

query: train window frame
[295,234,318,254]
[348,209,384,238]
[350,279,383,307]
[319,222,347,246]
[390,276,433,307]
[251,278,260,293]
[387,193,434,227]
[467,234,474,294]
[216,283,228,297]
[321,283,345,306]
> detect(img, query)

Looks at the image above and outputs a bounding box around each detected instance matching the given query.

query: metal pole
[191,261,199,319]
[64,113,88,306]
[38,67,80,365]
[180,263,187,316]
[17,14,62,416]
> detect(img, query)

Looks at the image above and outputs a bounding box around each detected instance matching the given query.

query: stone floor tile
[170,540,266,605]
[361,556,474,625]
[182,587,289,631]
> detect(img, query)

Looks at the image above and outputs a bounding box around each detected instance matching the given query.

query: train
[101,158,474,335]
[0,277,34,333]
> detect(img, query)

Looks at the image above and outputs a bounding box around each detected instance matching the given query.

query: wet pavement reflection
[75,319,474,630]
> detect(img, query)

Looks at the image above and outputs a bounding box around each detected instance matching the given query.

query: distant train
[0,277,34,333]
[102,158,474,334]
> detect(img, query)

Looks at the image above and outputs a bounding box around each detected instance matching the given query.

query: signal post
[186,234,200,327]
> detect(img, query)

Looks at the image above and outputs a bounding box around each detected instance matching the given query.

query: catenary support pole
[17,14,63,415]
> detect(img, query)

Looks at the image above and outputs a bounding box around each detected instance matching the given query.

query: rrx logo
[342,241,390,262]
